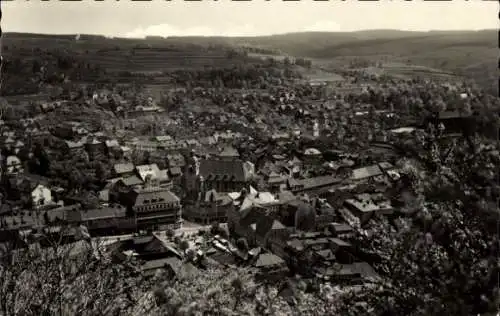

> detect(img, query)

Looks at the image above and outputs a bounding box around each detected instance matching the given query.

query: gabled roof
[219,146,239,157]
[73,205,126,222]
[199,159,247,182]
[351,165,383,180]
[295,176,342,190]
[6,155,21,166]
[132,188,180,207]
[121,175,143,187]
[105,139,120,148]
[14,140,24,148]
[155,135,173,142]
[136,164,162,182]
[316,249,336,261]
[65,140,84,149]
[278,191,296,203]
[255,216,286,239]
[255,253,285,268]
[113,163,135,175]
[142,256,182,272]
[169,167,182,176]
[330,238,352,248]
[330,223,354,233]
[239,191,279,213]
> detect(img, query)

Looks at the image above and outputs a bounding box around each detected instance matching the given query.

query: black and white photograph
[0,1,498,315]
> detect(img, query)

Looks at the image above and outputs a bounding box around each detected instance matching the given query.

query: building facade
[128,187,182,231]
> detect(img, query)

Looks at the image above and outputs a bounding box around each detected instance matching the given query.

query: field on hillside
[2,30,496,93]
[2,33,254,74]
[89,47,259,72]
[232,30,497,93]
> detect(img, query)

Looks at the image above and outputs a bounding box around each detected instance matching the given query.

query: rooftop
[199,159,247,182]
[132,188,180,207]
[295,175,342,191]
[351,165,383,180]
[113,163,135,175]
[255,253,285,268]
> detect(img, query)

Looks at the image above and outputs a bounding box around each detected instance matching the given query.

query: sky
[1,1,498,38]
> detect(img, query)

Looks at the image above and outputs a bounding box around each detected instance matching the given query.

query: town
[0,30,498,315]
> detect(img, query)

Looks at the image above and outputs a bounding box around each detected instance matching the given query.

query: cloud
[124,23,260,38]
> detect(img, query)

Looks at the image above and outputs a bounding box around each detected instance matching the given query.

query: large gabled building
[124,187,182,231]
[198,159,254,193]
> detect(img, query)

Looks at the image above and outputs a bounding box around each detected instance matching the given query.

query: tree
[210,222,220,236]
[0,227,146,315]
[236,237,249,252]
[179,240,190,253]
[354,127,500,315]
[218,226,229,240]
[165,229,175,239]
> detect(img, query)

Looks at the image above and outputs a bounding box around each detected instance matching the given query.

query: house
[271,132,291,142]
[31,183,54,210]
[5,156,23,175]
[316,262,379,284]
[218,146,240,161]
[227,187,281,241]
[328,223,355,239]
[286,175,342,195]
[85,137,106,161]
[111,234,182,262]
[284,233,330,277]
[2,135,15,150]
[64,140,86,159]
[166,153,186,170]
[198,159,252,193]
[62,191,100,210]
[344,193,394,224]
[266,172,288,193]
[293,201,317,232]
[66,204,129,235]
[425,110,475,136]
[141,256,181,277]
[302,148,323,165]
[136,164,171,188]
[116,175,144,193]
[329,238,355,263]
[184,189,232,224]
[350,163,393,183]
[314,249,336,267]
[125,187,182,231]
[13,141,24,155]
[105,139,123,159]
[185,139,200,149]
[125,106,164,119]
[5,175,55,209]
[251,216,289,257]
[155,135,173,144]
[26,129,51,143]
[199,136,217,147]
[169,166,182,179]
[254,253,288,281]
[121,146,132,160]
[113,163,136,178]
[390,127,416,137]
